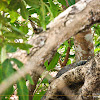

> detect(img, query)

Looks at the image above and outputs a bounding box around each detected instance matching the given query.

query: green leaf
[2,59,14,78]
[4,32,24,41]
[9,0,20,11]
[71,0,75,4]
[44,3,54,21]
[43,0,48,2]
[66,0,75,6]
[44,60,49,68]
[10,58,23,68]
[96,42,100,47]
[45,15,50,25]
[46,52,60,71]
[64,40,69,48]
[9,11,19,23]
[1,86,14,100]
[93,24,100,36]
[67,0,72,6]
[7,0,12,4]
[29,17,41,26]
[17,79,29,100]
[20,0,29,20]
[94,48,100,53]
[57,0,67,7]
[41,78,48,83]
[19,26,28,34]
[28,8,37,15]
[39,0,46,30]
[24,0,40,8]
[48,0,58,18]
[0,1,8,11]
[69,54,75,58]
[70,39,74,47]
[66,59,71,65]
[6,44,17,53]
[7,43,32,51]
[33,90,46,100]
[26,74,34,85]
[11,25,25,35]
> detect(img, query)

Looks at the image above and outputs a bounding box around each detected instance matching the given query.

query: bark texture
[74,29,94,61]
[44,53,100,100]
[63,0,94,65]
[0,0,100,95]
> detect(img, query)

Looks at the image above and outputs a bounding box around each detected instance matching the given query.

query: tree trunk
[74,29,94,61]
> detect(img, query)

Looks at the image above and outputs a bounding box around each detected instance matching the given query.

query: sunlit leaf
[9,11,19,23]
[64,41,69,48]
[46,52,60,71]
[48,0,58,18]
[19,26,28,34]
[94,48,100,53]
[66,59,71,65]
[44,60,49,68]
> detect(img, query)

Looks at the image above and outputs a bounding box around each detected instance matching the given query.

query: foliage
[44,52,60,71]
[0,0,100,100]
[93,24,100,53]
[17,79,29,100]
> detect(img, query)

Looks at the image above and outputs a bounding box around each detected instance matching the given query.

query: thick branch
[0,0,100,94]
[44,53,100,100]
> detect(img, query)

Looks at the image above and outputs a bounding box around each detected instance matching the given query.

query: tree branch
[59,39,71,67]
[44,53,100,100]
[0,0,100,94]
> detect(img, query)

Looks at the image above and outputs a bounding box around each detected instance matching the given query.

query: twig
[59,39,71,68]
